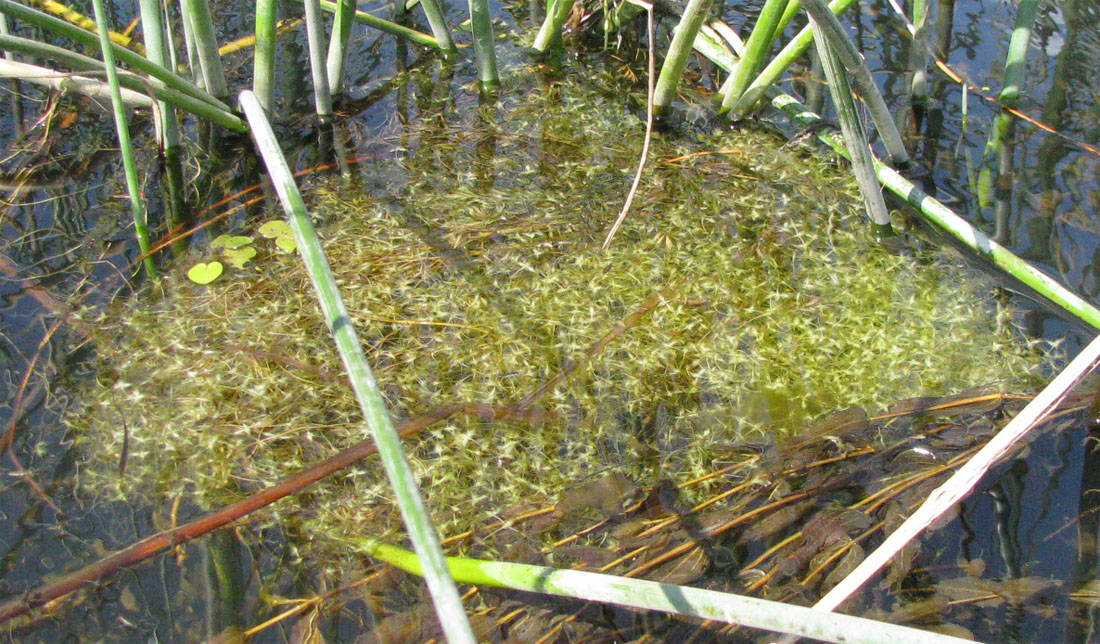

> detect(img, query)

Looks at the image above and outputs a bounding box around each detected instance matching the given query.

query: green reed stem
[253,0,276,114]
[770,0,802,49]
[0,0,231,113]
[239,89,475,644]
[532,0,574,53]
[303,0,333,116]
[467,0,498,88]
[89,0,156,277]
[767,90,1100,330]
[416,0,456,54]
[180,0,227,97]
[0,58,153,105]
[694,23,737,72]
[138,0,187,234]
[309,0,441,50]
[653,0,713,115]
[810,28,893,234]
[977,0,1038,208]
[361,539,976,644]
[177,0,200,85]
[1001,0,1038,105]
[799,0,909,164]
[0,34,247,131]
[325,0,354,96]
[0,11,13,56]
[908,0,928,99]
[138,0,181,151]
[0,12,22,137]
[718,0,788,113]
[728,0,857,118]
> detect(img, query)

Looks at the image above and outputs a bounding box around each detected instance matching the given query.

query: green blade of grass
[532,0,574,53]
[799,0,909,164]
[653,0,713,115]
[180,0,227,97]
[89,0,156,277]
[808,23,892,233]
[324,0,354,95]
[0,34,247,131]
[360,539,980,644]
[718,0,788,112]
[416,0,457,54]
[307,0,441,50]
[467,0,498,88]
[238,89,476,644]
[303,0,333,116]
[253,0,277,113]
[0,0,231,113]
[727,0,857,118]
[1001,0,1039,105]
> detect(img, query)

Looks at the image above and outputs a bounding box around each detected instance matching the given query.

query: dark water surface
[0,0,1098,641]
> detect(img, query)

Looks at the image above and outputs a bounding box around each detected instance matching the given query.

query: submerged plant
[69,72,1043,570]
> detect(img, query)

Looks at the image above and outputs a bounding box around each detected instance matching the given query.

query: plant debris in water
[70,70,1043,563]
[351,389,1088,643]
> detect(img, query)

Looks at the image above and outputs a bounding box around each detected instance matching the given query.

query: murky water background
[0,0,1098,641]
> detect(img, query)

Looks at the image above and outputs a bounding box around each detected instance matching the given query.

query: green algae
[69,71,1043,556]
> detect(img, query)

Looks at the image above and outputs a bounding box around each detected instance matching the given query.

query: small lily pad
[223,246,257,268]
[187,261,223,284]
[210,234,253,250]
[259,220,296,252]
[258,220,292,239]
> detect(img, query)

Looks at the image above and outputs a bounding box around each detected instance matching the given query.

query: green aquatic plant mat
[68,72,1043,562]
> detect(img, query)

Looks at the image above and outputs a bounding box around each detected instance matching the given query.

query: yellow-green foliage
[70,74,1041,548]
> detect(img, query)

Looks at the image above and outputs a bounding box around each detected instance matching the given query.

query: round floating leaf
[210,234,253,250]
[223,246,257,268]
[223,235,254,249]
[187,261,224,284]
[275,235,297,252]
[258,220,292,239]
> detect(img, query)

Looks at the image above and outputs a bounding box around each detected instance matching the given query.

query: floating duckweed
[69,73,1043,558]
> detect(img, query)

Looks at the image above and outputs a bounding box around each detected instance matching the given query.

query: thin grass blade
[728,0,857,118]
[138,0,182,154]
[308,0,441,50]
[799,0,909,164]
[253,0,277,113]
[238,90,476,644]
[653,0,713,115]
[718,0,788,112]
[180,0,228,97]
[532,0,574,53]
[361,539,980,644]
[325,0,354,96]
[416,0,456,54]
[0,0,231,112]
[0,34,246,130]
[467,0,498,88]
[303,0,333,116]
[89,0,156,277]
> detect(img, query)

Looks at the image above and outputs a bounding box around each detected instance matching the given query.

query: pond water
[0,0,1098,642]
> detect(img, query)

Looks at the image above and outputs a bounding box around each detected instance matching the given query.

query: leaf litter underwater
[63,71,1065,641]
